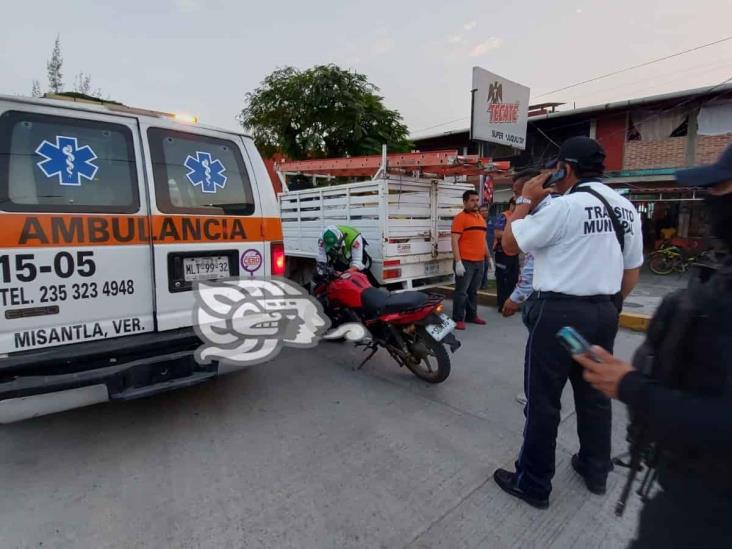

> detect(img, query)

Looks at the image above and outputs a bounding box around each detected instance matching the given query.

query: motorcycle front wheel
[404,327,451,384]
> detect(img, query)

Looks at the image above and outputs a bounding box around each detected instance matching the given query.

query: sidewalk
[434,268,688,332]
[623,269,689,316]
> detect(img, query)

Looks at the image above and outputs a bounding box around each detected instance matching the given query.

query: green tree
[31,80,42,97]
[32,36,108,100]
[73,71,103,98]
[240,65,411,159]
[47,35,63,94]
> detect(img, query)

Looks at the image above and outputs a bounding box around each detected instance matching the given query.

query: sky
[2,0,732,139]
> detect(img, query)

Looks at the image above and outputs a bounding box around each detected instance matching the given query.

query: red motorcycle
[312,268,460,383]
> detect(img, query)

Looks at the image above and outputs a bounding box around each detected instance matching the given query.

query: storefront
[622,186,711,251]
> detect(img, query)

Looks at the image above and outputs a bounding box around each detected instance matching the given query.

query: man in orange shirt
[451,190,489,330]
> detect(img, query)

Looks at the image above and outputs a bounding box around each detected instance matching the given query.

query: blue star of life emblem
[184,151,227,193]
[35,135,99,186]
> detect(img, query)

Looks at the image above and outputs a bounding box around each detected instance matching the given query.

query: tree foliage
[240,65,411,159]
[46,35,63,94]
[31,80,42,98]
[33,37,105,100]
[73,72,103,98]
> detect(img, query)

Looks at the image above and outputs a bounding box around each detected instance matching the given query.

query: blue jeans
[453,260,485,322]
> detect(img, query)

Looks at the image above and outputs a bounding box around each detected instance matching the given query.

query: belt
[533,291,614,303]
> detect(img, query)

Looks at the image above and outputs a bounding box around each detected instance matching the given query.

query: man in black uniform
[574,144,732,547]
[493,137,644,509]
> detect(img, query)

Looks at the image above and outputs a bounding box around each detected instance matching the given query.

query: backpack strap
[573,186,625,252]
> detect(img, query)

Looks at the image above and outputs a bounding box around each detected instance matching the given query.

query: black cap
[676,143,732,187]
[548,136,606,170]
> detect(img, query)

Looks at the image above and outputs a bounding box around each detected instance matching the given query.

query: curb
[618,312,650,332]
[433,286,496,307]
[432,285,651,332]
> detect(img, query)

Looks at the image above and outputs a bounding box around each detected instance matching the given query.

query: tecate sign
[471,67,530,150]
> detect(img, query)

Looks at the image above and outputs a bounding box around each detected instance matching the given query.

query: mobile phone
[556,326,599,361]
[543,168,566,188]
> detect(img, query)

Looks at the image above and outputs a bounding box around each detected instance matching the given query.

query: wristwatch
[516,196,532,206]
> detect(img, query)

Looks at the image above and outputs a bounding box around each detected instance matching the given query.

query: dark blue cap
[676,143,732,187]
[546,136,605,171]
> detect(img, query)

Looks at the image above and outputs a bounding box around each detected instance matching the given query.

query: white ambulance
[0,94,284,422]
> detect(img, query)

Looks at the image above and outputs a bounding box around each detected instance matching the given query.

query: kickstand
[355,344,379,370]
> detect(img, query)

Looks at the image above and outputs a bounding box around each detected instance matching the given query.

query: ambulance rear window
[148,128,255,216]
[0,110,139,213]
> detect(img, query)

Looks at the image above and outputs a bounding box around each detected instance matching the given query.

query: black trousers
[628,477,732,548]
[516,296,618,499]
[495,251,519,310]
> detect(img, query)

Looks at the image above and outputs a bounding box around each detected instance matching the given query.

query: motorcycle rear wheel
[405,328,451,384]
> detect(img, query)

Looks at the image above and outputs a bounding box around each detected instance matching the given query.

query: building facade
[413,84,732,250]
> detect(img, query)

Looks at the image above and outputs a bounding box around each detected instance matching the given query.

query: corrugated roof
[411,82,732,141]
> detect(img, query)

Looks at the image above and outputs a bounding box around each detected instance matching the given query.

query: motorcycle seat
[361,288,429,316]
[361,288,389,317]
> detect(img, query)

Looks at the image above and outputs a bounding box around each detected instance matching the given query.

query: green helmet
[322,225,343,254]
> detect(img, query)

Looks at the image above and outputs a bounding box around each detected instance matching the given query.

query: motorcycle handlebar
[316,264,344,281]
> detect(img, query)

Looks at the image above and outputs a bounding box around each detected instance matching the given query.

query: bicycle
[648,244,717,275]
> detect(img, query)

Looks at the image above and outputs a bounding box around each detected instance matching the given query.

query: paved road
[0,306,645,549]
[623,269,688,316]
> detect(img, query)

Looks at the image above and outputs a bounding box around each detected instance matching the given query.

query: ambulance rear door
[0,101,155,354]
[139,120,277,331]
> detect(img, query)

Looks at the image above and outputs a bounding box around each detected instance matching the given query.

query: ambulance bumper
[0,330,217,423]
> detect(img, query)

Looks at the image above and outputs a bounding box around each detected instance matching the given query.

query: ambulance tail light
[271,242,285,277]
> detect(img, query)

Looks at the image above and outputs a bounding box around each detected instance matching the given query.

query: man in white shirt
[493,136,643,509]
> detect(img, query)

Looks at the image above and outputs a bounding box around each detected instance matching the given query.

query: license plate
[183,256,230,281]
[424,261,439,275]
[425,313,455,342]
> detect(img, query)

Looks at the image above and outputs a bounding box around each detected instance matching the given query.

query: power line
[412,36,732,136]
[558,58,732,105]
[411,116,470,135]
[534,35,732,99]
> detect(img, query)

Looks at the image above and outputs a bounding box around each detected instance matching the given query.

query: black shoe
[492,469,549,510]
[571,454,607,495]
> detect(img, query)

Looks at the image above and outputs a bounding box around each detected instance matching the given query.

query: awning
[624,186,707,202]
